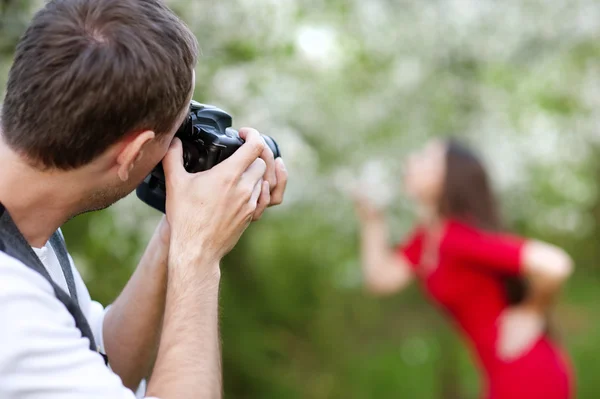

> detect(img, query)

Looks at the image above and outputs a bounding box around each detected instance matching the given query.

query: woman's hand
[521,241,573,310]
[497,241,573,362]
[497,304,545,362]
[353,191,383,222]
[351,190,413,295]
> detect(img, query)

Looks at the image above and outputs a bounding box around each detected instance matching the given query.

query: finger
[253,181,271,221]
[222,128,265,173]
[258,137,277,190]
[249,178,263,209]
[247,134,277,190]
[353,191,377,214]
[241,158,267,188]
[239,129,275,187]
[162,138,185,182]
[269,158,288,206]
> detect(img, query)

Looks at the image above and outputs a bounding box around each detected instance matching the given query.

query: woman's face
[404,140,447,204]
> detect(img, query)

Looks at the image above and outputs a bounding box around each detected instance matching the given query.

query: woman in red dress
[354,139,574,399]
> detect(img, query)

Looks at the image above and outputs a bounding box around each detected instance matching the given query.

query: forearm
[103,219,169,391]
[140,127,272,398]
[359,215,392,277]
[146,255,222,399]
[523,273,565,312]
[357,215,412,295]
[521,241,574,312]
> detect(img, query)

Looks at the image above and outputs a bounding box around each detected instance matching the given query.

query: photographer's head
[0,0,198,213]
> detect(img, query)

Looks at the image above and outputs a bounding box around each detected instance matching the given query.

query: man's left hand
[238,128,288,221]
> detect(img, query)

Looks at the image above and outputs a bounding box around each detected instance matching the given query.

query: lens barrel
[263,135,281,158]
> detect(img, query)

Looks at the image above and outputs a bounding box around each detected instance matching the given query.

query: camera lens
[263,135,281,158]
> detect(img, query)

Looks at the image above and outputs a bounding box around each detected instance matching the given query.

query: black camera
[137,101,281,213]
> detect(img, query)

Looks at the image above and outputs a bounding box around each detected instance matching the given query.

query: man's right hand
[162,130,268,267]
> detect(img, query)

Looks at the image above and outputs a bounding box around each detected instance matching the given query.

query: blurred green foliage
[3,1,600,398]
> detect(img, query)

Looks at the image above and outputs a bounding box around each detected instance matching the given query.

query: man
[0,0,287,398]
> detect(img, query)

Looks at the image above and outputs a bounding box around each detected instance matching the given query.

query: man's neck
[0,143,88,248]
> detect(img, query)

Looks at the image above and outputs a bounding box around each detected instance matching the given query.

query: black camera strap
[0,203,107,364]
[49,231,78,302]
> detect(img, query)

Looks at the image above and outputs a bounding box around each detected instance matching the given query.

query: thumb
[162,137,185,181]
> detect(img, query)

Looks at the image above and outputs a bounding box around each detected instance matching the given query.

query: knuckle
[263,141,274,157]
[251,138,266,154]
[245,202,257,216]
[167,172,185,187]
[271,193,283,205]
[164,172,177,186]
[279,169,289,183]
[243,127,259,135]
[222,170,237,186]
[241,183,255,200]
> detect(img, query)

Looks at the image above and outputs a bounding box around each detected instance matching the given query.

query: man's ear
[116,130,156,182]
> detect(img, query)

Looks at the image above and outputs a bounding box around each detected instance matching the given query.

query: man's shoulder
[0,250,55,300]
[0,252,137,399]
[0,250,81,365]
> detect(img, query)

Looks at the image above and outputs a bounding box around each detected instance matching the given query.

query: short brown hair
[1,0,198,169]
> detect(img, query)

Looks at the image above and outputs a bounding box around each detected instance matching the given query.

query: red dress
[397,220,573,399]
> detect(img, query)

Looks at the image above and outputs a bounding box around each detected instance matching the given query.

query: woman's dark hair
[439,139,527,305]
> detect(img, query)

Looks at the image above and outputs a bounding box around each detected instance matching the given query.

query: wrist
[511,300,546,318]
[360,213,385,229]
[521,289,555,312]
[136,223,170,273]
[168,246,221,281]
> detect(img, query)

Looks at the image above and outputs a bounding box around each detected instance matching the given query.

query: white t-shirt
[0,238,157,399]
[31,240,107,355]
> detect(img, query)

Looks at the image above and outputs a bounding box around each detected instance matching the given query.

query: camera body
[137,101,280,213]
